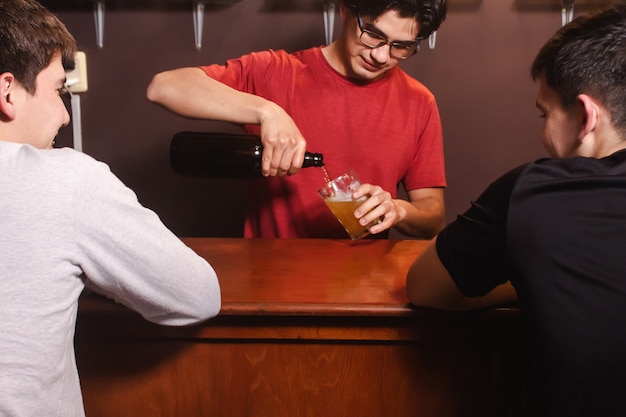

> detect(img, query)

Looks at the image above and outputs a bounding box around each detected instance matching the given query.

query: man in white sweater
[0,1,222,415]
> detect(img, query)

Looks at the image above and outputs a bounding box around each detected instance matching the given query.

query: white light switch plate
[66,51,88,93]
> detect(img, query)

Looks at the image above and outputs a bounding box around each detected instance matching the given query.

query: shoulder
[451,163,530,237]
[526,150,626,179]
[393,68,434,94]
[487,163,531,195]
[237,48,314,66]
[3,142,108,176]
[212,48,311,78]
[44,146,114,179]
[509,152,626,201]
[381,68,437,109]
[1,142,128,216]
[25,146,126,198]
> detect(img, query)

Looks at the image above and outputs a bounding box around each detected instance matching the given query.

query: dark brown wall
[50,0,597,238]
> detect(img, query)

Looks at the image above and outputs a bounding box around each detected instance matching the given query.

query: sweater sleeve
[71,156,221,325]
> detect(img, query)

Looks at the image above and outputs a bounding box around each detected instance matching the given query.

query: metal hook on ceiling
[193,2,205,50]
[323,0,336,45]
[561,0,575,26]
[428,31,437,49]
[93,0,105,49]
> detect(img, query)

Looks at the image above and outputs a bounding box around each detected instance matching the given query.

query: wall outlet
[66,51,88,93]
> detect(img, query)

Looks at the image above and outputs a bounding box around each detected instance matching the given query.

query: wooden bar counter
[76,238,540,417]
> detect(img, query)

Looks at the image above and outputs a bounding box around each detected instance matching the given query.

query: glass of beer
[318,169,382,240]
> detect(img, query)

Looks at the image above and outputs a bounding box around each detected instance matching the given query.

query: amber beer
[318,170,381,240]
[323,196,372,240]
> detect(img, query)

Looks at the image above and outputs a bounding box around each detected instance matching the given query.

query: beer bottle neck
[303,152,324,168]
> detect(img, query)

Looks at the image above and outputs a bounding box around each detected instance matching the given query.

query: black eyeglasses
[355,12,420,60]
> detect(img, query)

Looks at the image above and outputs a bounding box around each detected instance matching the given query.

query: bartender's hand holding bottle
[258,103,307,177]
[352,184,398,235]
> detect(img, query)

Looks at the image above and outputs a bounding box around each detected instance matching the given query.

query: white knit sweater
[0,142,221,416]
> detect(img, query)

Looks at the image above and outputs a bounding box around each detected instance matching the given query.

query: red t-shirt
[201,47,446,238]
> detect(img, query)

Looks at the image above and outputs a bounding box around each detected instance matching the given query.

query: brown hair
[342,0,447,39]
[531,6,626,134]
[0,0,77,93]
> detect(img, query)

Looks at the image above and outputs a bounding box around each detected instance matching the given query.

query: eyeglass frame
[355,11,421,60]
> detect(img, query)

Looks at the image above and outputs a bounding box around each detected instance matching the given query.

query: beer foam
[327,190,353,202]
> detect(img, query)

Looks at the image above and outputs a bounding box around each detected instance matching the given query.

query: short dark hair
[0,0,77,93]
[531,5,626,134]
[342,0,447,40]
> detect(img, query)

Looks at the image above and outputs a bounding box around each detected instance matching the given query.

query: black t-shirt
[437,149,626,416]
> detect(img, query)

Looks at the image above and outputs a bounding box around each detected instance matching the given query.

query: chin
[352,68,383,83]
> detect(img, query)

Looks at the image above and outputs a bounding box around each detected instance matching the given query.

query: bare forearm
[393,193,445,239]
[146,67,275,125]
[147,67,309,177]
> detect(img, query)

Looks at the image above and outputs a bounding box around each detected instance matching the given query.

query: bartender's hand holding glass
[352,183,397,234]
[258,103,307,177]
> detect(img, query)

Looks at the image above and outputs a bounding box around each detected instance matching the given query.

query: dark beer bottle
[170,131,324,179]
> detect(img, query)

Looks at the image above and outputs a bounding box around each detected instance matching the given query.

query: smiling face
[336,8,419,82]
[10,54,71,149]
[535,76,583,158]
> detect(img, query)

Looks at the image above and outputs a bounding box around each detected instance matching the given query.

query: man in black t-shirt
[406,6,626,417]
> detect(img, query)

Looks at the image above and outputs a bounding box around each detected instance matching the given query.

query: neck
[321,41,348,76]
[578,129,626,159]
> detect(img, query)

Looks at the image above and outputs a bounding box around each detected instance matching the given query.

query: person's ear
[576,93,599,141]
[0,72,18,121]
